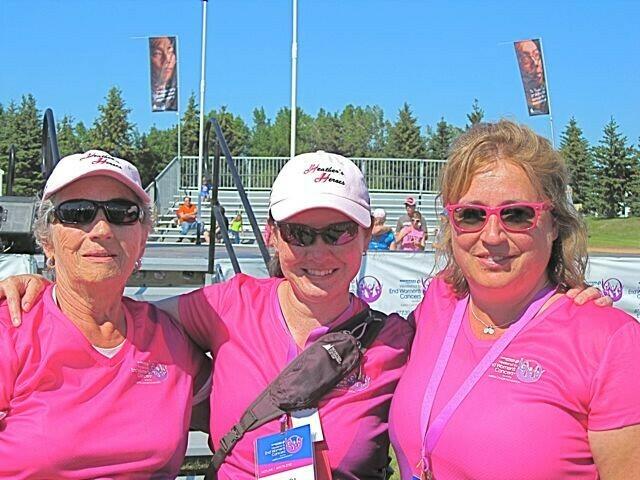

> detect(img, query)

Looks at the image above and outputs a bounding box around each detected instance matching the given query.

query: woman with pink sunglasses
[390,120,640,479]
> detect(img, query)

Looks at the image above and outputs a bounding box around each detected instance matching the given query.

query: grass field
[585,216,640,251]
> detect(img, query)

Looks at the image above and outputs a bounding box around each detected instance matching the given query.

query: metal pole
[538,37,556,148]
[289,0,298,159]
[197,0,208,242]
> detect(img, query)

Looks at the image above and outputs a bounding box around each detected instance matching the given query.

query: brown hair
[436,120,588,296]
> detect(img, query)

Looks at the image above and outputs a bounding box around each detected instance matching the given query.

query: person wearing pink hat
[0,150,210,478]
[395,195,426,237]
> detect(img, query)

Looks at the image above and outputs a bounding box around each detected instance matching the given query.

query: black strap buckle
[219,424,243,452]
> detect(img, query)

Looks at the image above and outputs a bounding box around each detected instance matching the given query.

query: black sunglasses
[276,221,359,247]
[54,199,142,225]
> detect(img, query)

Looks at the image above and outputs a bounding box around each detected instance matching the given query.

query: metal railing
[178,156,446,194]
[145,156,182,217]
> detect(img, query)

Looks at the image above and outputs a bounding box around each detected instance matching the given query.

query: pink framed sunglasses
[445,202,552,233]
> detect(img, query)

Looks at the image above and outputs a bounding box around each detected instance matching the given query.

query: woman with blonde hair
[390,120,640,479]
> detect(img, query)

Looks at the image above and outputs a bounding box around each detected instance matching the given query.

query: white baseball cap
[372,208,386,219]
[43,150,150,203]
[269,151,371,228]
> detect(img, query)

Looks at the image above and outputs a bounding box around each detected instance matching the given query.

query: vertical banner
[514,39,549,116]
[149,36,178,112]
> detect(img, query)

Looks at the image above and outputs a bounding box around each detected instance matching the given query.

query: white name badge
[290,408,324,442]
[255,424,315,480]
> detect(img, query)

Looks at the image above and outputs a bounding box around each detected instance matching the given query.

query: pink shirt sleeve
[588,320,640,431]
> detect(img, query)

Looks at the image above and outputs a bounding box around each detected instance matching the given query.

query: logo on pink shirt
[285,434,304,454]
[131,361,168,384]
[490,356,545,384]
[357,276,382,303]
[515,358,545,383]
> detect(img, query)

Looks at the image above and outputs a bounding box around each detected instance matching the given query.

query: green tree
[135,125,178,187]
[180,93,200,157]
[466,99,484,128]
[312,108,342,154]
[559,117,596,210]
[340,105,387,157]
[385,103,426,158]
[74,121,91,151]
[592,118,636,217]
[57,115,83,157]
[10,95,43,195]
[209,105,250,157]
[248,107,274,156]
[90,87,136,159]
[426,117,461,160]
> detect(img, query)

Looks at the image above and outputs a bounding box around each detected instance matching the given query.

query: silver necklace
[469,303,518,335]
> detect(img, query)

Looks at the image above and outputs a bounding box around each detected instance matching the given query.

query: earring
[134,258,143,272]
[46,256,55,269]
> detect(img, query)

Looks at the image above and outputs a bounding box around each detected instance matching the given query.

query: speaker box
[0,196,39,254]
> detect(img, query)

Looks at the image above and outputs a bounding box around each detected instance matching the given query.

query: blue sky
[2,0,638,146]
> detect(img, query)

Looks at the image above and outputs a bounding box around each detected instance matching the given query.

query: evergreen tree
[466,99,484,128]
[559,117,596,211]
[270,107,293,157]
[180,93,200,157]
[74,121,91,151]
[135,125,178,186]
[11,95,43,196]
[90,87,136,159]
[57,115,83,157]
[340,105,387,157]
[385,103,426,158]
[248,107,274,156]
[312,108,342,154]
[426,117,461,159]
[592,118,636,217]
[209,105,250,157]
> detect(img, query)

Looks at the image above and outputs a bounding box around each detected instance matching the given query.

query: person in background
[368,208,395,251]
[395,196,425,234]
[175,196,203,241]
[200,176,213,203]
[395,211,427,251]
[229,211,243,244]
[0,150,210,478]
[389,120,640,479]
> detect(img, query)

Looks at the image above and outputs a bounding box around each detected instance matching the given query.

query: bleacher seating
[148,189,443,245]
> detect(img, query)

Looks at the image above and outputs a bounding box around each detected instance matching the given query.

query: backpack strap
[204,307,389,479]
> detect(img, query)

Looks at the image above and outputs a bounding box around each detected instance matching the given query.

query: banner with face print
[149,36,178,112]
[514,39,549,116]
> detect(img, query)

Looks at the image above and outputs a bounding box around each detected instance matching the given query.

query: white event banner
[219,252,640,321]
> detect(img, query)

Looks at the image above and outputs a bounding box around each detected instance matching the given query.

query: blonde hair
[436,120,588,296]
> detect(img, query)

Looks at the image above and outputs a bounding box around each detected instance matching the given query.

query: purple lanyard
[418,286,556,474]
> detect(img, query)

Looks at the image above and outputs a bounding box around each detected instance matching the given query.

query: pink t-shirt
[390,276,640,480]
[399,226,425,251]
[0,285,207,479]
[179,273,414,480]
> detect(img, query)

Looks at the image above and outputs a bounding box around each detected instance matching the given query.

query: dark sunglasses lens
[501,206,536,230]
[280,223,316,246]
[56,200,97,224]
[321,222,359,246]
[454,207,486,230]
[104,201,141,224]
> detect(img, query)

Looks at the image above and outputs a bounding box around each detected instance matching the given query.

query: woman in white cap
[369,208,396,250]
[0,150,210,478]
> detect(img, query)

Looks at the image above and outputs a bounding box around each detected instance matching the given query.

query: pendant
[483,325,495,335]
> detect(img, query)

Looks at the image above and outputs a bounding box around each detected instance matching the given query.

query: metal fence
[178,156,446,193]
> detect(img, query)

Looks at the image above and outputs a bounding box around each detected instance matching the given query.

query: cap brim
[271,194,371,228]
[44,169,151,204]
